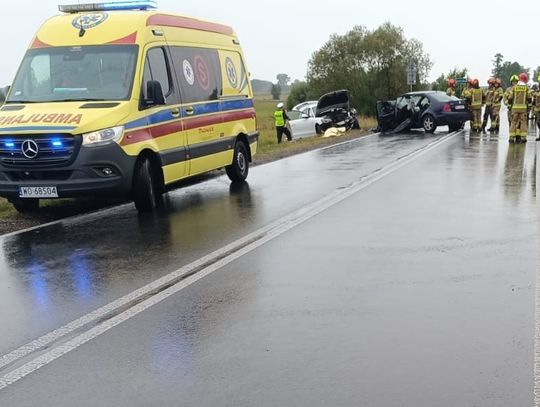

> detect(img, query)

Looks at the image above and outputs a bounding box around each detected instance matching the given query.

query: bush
[287,81,309,110]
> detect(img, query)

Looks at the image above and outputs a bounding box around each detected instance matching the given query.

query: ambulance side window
[141,47,174,106]
[169,46,223,104]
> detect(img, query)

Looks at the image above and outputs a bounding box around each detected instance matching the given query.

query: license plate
[455,105,465,110]
[19,186,58,198]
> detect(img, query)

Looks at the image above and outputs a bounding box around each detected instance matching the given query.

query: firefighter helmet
[448,78,456,87]
[519,73,528,83]
[510,74,519,83]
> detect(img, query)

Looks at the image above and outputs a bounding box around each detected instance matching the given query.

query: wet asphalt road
[0,127,538,406]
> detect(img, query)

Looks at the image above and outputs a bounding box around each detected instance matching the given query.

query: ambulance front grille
[0,135,79,167]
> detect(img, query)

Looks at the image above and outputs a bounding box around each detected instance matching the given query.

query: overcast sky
[1,0,539,86]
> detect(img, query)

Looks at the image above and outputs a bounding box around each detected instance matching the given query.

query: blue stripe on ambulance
[124,99,254,130]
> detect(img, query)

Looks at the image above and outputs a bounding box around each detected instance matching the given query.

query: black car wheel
[12,198,39,213]
[422,114,436,133]
[133,156,162,212]
[226,141,249,183]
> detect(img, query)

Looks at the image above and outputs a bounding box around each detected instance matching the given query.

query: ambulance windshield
[7,45,138,103]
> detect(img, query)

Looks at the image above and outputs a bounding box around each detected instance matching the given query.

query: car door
[288,110,306,137]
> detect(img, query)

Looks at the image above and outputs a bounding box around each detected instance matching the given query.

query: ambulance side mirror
[0,86,10,104]
[143,80,165,108]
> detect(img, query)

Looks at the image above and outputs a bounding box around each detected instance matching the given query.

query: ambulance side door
[170,46,225,177]
[140,46,188,184]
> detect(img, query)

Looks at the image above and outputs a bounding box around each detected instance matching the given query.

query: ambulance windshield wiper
[5,100,40,104]
[50,98,109,102]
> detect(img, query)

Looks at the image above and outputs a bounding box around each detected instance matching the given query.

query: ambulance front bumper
[0,142,136,200]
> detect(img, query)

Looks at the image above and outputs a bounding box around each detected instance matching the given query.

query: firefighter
[489,78,504,132]
[470,79,484,132]
[461,79,473,129]
[532,83,540,141]
[506,73,531,143]
[504,75,519,126]
[481,78,495,133]
[446,79,456,97]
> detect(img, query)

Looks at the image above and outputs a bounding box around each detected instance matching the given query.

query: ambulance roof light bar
[59,1,158,13]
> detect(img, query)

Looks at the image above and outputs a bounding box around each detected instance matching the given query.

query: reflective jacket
[471,88,484,109]
[484,86,495,106]
[274,110,286,127]
[492,87,504,107]
[511,84,530,112]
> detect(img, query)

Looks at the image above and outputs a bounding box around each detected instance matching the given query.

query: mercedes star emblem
[21,139,39,159]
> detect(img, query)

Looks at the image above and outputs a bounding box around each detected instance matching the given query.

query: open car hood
[316,90,350,117]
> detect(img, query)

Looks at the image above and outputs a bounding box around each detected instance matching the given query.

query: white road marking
[0,131,459,390]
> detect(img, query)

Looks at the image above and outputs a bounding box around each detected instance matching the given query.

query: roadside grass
[0,96,377,223]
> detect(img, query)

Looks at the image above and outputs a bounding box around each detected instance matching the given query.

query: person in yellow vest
[532,83,540,141]
[506,73,531,143]
[461,79,473,129]
[446,79,456,97]
[470,79,484,132]
[504,75,519,126]
[481,78,496,133]
[489,78,504,132]
[274,102,292,143]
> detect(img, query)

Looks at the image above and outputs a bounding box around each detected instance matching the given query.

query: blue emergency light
[59,1,158,13]
[4,141,15,148]
[51,140,63,147]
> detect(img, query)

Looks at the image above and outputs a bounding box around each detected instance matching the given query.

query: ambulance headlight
[82,126,124,147]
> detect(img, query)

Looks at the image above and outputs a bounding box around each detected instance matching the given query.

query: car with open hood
[316,90,360,132]
[376,91,471,134]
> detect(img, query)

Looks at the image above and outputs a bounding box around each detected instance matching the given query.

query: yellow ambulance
[0,1,257,212]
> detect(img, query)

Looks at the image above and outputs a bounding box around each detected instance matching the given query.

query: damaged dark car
[376,91,471,134]
[316,90,360,132]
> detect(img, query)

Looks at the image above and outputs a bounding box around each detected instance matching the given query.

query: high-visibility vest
[471,88,483,108]
[485,88,495,106]
[512,85,529,112]
[274,110,285,127]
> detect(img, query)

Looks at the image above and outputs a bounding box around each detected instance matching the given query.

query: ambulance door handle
[171,107,180,117]
[185,106,194,116]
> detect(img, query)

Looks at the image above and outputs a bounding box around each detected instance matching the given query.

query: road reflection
[0,182,258,313]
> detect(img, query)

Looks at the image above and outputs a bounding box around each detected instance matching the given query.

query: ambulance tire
[12,198,39,213]
[226,141,249,183]
[133,156,162,212]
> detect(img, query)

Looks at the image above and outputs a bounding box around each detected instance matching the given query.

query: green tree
[533,66,540,83]
[276,73,291,90]
[270,83,281,100]
[306,23,433,115]
[491,53,504,79]
[286,80,309,109]
[431,67,468,92]
[499,61,529,87]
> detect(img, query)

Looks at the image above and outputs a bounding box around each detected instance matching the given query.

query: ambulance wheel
[12,198,39,213]
[422,114,436,133]
[226,141,249,183]
[133,156,162,212]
